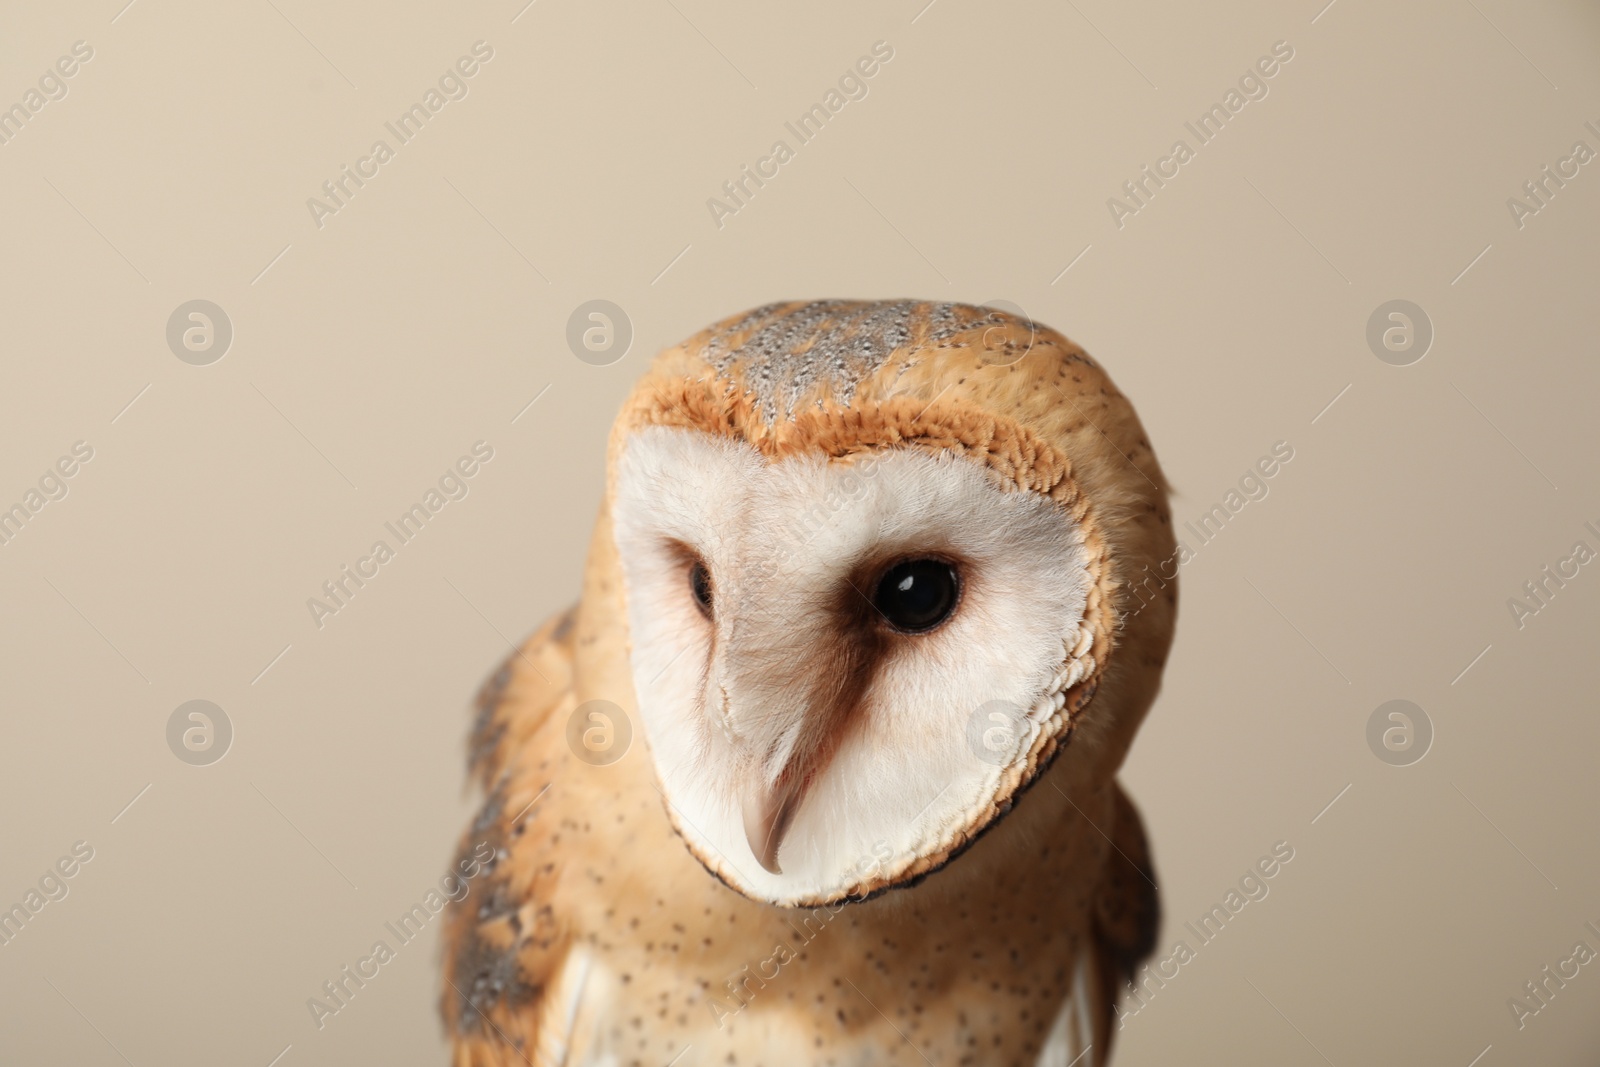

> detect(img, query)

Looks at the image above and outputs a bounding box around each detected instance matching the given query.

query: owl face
[602,301,1134,908]
[611,427,1100,906]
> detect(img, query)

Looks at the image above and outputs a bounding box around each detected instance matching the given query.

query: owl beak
[722,610,878,877]
[742,769,808,875]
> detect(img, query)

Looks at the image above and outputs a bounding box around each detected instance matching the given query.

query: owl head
[601,301,1175,908]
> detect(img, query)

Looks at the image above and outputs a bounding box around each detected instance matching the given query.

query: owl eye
[689,560,713,619]
[873,559,960,633]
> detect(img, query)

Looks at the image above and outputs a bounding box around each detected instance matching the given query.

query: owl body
[443,302,1176,1066]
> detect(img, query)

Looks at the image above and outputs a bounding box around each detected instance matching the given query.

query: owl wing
[1036,784,1160,1067]
[1088,783,1161,1061]
[440,606,597,1067]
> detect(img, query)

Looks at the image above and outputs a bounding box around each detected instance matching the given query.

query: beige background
[1,0,1597,1064]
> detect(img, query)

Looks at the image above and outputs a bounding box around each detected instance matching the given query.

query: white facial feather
[611,426,1091,905]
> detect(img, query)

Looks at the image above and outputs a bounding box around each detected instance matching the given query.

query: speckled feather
[699,301,1028,423]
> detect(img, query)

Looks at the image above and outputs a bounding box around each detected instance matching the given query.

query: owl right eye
[689,560,713,620]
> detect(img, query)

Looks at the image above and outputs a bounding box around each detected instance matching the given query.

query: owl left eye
[689,560,713,619]
[873,559,960,633]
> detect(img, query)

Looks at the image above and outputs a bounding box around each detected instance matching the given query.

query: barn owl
[441,301,1176,1066]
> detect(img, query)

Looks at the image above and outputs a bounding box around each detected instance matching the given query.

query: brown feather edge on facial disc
[608,317,1118,906]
